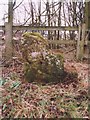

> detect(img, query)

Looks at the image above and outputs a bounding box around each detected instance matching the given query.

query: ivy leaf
[0,78,7,86]
[10,81,21,89]
[2,104,7,111]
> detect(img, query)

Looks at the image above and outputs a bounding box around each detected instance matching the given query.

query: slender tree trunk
[31,1,34,26]
[46,1,50,39]
[63,3,66,40]
[38,0,41,26]
[57,1,61,40]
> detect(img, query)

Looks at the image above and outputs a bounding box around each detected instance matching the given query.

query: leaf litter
[1,56,89,118]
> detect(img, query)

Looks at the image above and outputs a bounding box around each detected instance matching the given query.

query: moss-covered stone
[20,32,64,83]
[23,52,64,83]
[21,32,48,52]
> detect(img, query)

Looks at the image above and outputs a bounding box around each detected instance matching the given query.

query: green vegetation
[2,77,88,118]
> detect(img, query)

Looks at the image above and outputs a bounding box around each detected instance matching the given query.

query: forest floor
[0,43,89,118]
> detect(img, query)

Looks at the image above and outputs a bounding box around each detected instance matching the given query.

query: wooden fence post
[5,0,13,60]
[76,24,86,61]
[80,24,86,60]
[76,24,82,60]
[5,22,13,60]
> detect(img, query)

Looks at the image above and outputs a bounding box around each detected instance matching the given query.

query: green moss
[22,32,48,46]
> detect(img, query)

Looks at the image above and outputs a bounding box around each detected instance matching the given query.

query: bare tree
[57,1,61,40]
[46,0,51,39]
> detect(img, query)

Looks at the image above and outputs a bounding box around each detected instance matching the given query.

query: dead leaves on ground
[1,58,89,118]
